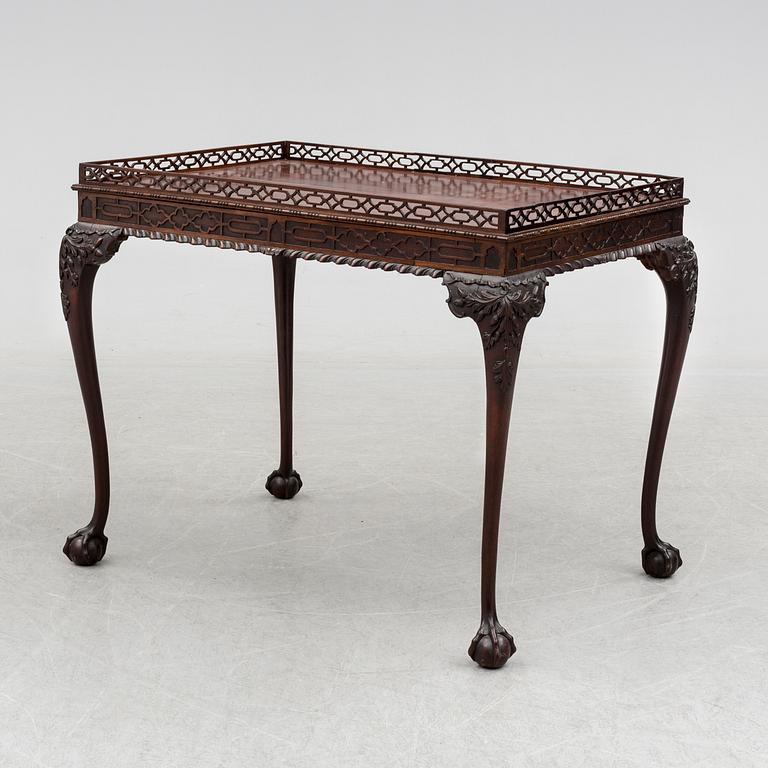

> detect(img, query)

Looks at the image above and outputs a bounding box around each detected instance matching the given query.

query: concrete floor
[1,354,767,767]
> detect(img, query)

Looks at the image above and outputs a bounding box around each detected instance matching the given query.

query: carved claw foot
[468,619,516,669]
[63,526,108,566]
[642,540,682,578]
[265,469,303,499]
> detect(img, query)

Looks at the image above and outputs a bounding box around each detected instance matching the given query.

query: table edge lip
[73,185,690,246]
[73,178,687,239]
[74,186,687,244]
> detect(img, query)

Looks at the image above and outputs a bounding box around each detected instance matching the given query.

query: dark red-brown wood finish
[60,141,697,669]
[265,254,302,499]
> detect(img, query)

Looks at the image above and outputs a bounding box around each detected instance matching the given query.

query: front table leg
[444,270,547,668]
[639,237,698,578]
[59,223,126,565]
[265,253,303,499]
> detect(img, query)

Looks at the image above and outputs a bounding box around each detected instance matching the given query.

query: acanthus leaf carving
[443,271,547,389]
[639,237,698,331]
[59,223,126,320]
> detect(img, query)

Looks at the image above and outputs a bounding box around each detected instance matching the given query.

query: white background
[1,3,767,767]
[1,0,765,369]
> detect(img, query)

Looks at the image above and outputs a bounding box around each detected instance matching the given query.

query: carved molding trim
[276,247,445,278]
[639,237,698,330]
[120,226,447,278]
[538,236,681,274]
[83,191,498,270]
[59,223,126,319]
[443,271,547,389]
[81,192,683,276]
[513,207,682,272]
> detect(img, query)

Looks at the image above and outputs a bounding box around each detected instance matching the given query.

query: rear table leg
[265,252,303,499]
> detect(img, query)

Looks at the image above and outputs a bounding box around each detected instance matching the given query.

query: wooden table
[59,141,697,669]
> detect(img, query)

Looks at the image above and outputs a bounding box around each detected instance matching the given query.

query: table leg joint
[59,223,126,320]
[639,236,698,331]
[443,271,547,390]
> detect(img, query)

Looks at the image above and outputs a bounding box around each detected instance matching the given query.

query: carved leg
[265,253,303,499]
[444,270,547,668]
[639,237,698,578]
[60,223,126,565]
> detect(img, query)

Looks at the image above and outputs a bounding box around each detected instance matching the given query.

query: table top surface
[192,159,600,210]
[76,141,685,236]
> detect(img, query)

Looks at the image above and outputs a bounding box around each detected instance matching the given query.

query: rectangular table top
[191,159,601,211]
[74,140,688,277]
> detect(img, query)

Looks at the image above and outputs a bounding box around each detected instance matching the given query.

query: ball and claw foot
[642,540,682,579]
[63,526,108,566]
[468,619,516,669]
[265,469,303,499]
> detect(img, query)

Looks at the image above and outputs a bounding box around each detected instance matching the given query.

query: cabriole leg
[265,253,303,499]
[444,270,547,668]
[639,237,698,578]
[60,223,126,565]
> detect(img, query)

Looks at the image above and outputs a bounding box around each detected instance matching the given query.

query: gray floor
[1,353,767,767]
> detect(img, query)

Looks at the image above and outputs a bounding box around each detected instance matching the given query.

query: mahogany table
[59,141,697,669]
